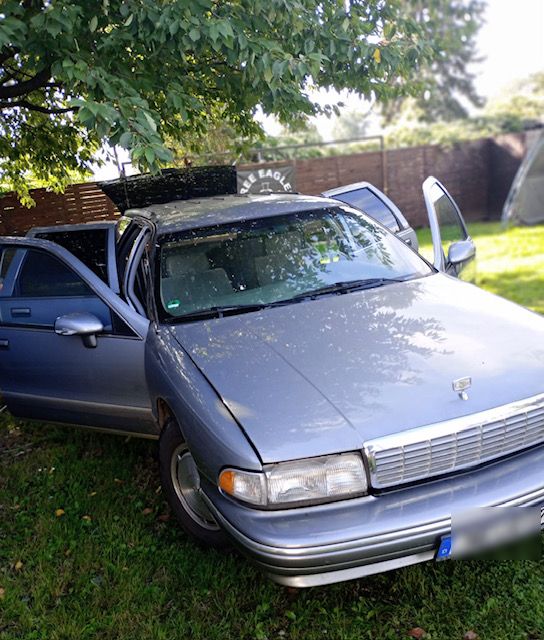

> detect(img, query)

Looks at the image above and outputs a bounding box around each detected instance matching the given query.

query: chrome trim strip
[4,391,153,420]
[201,481,544,582]
[267,550,436,587]
[364,392,544,489]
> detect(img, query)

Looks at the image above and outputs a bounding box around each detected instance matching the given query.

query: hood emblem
[453,377,472,401]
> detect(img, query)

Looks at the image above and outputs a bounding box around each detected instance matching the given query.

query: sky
[93,1,544,179]
[476,0,543,97]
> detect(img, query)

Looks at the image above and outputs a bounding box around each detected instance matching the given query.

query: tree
[482,72,544,132]
[1,0,439,204]
[384,71,544,149]
[382,0,486,124]
[332,107,371,140]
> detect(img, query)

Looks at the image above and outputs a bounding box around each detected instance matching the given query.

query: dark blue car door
[0,237,156,436]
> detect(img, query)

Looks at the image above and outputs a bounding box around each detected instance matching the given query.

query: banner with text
[237,165,295,194]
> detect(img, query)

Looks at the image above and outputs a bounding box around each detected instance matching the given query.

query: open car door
[27,221,120,293]
[0,237,156,437]
[422,176,476,281]
[321,182,419,250]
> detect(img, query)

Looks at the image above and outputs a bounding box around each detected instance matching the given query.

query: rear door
[422,176,476,281]
[27,221,120,293]
[0,237,155,436]
[321,182,419,250]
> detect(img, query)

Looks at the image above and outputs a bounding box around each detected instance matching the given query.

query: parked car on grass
[0,178,542,586]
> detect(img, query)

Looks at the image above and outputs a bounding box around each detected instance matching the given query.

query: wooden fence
[238,131,539,228]
[0,130,538,235]
[0,182,119,236]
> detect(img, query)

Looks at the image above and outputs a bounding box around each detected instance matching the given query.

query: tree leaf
[143,112,157,133]
[118,131,132,148]
[188,28,200,42]
[144,147,155,164]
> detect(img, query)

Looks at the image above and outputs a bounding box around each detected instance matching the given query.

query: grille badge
[453,377,472,401]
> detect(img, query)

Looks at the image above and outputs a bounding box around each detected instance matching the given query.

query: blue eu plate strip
[436,535,452,561]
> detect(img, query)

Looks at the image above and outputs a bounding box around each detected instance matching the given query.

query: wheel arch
[157,398,177,433]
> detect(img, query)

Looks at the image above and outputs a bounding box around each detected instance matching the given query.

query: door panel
[1,328,152,431]
[0,239,155,436]
[422,176,476,281]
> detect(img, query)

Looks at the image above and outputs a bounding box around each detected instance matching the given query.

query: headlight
[218,453,367,508]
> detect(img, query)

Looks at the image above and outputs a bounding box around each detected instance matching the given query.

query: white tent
[502,131,544,225]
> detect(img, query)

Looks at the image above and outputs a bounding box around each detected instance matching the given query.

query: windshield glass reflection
[157,206,432,320]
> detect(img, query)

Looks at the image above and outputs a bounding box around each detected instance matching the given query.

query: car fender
[144,326,262,482]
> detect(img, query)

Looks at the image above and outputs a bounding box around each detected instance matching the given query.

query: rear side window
[17,250,93,298]
[333,188,401,233]
[0,247,16,280]
[34,229,108,283]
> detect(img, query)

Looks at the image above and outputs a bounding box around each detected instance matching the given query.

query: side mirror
[54,312,104,348]
[447,239,476,266]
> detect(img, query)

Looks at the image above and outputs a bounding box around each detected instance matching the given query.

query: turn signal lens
[219,453,367,508]
[219,468,266,506]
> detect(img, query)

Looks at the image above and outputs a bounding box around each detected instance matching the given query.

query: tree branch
[0,99,75,114]
[0,66,51,99]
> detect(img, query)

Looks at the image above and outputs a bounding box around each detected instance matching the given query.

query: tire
[159,418,229,548]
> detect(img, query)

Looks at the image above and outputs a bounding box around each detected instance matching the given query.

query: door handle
[0,339,9,349]
[11,307,30,317]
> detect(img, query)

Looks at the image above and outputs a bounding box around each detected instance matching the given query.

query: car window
[331,188,401,232]
[156,206,432,320]
[0,247,116,329]
[17,250,93,298]
[116,219,145,286]
[0,246,16,292]
[429,184,468,257]
[33,228,109,283]
[132,254,149,313]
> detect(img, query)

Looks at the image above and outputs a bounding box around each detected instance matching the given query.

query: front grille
[364,394,544,489]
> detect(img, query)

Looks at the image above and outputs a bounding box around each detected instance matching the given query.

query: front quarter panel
[145,326,262,482]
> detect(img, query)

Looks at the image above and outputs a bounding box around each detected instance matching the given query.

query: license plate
[436,535,452,561]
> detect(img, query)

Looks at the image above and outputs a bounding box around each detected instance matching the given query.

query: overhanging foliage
[0,0,439,203]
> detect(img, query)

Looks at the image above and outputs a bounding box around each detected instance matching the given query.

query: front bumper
[202,444,544,587]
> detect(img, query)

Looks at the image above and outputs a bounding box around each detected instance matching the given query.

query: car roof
[126,193,342,234]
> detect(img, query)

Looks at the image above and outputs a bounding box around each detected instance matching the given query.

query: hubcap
[170,444,219,531]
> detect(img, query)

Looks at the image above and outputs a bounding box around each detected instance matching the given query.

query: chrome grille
[364,394,544,489]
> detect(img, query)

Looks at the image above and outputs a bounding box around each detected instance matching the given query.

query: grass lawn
[1,222,544,640]
[417,221,544,314]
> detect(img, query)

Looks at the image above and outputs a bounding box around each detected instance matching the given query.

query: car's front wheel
[159,418,228,548]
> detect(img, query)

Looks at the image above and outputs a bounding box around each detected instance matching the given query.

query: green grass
[1,222,544,640]
[417,222,544,314]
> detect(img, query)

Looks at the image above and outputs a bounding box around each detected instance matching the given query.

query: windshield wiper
[168,278,409,322]
[169,303,270,323]
[279,277,408,304]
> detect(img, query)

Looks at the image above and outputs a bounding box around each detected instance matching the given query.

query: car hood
[171,274,544,463]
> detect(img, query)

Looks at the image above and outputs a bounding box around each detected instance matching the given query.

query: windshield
[156,206,433,321]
